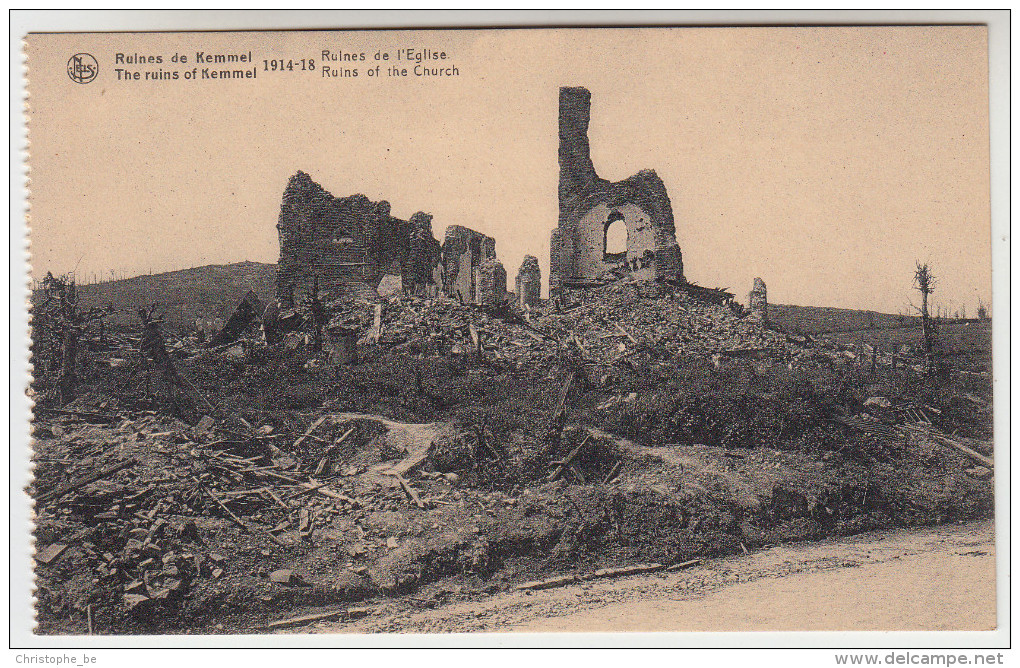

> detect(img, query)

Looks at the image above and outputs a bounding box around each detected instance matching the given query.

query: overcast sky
[27,26,990,314]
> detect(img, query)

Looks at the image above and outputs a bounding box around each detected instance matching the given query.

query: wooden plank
[36,458,138,503]
[312,426,356,474]
[516,574,578,591]
[588,563,664,580]
[601,460,622,484]
[266,608,345,630]
[193,476,286,546]
[282,481,329,501]
[614,322,639,345]
[36,543,69,564]
[293,415,330,449]
[262,488,289,509]
[392,473,425,509]
[547,434,590,482]
[266,605,373,630]
[898,423,994,468]
[665,559,703,572]
[552,371,576,422]
[929,433,994,468]
[368,304,383,344]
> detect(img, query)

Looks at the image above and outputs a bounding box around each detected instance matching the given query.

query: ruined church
[551,86,684,293]
[275,87,708,310]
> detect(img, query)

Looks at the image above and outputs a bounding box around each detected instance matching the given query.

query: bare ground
[294,520,995,634]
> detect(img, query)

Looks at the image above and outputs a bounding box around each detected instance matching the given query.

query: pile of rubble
[536,280,786,359]
[30,407,513,631]
[311,276,787,369]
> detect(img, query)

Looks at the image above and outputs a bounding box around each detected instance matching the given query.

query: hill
[70,261,276,330]
[53,261,945,338]
[769,303,920,335]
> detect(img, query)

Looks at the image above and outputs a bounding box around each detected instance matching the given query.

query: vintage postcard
[17,18,1006,647]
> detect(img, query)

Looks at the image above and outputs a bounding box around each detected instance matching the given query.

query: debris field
[30,271,994,634]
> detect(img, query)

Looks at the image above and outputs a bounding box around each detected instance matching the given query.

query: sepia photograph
[13,11,1008,652]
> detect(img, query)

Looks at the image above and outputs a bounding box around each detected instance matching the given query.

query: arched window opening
[604,212,627,262]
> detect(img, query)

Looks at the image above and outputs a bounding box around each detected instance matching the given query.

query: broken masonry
[275,171,444,303]
[441,225,508,306]
[748,277,768,323]
[515,255,542,307]
[275,172,508,307]
[551,86,684,293]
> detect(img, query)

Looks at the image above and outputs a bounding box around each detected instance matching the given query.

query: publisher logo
[67,53,98,84]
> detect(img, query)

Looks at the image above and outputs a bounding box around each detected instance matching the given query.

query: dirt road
[299,520,996,634]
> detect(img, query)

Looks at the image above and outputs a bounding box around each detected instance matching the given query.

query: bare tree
[913,262,937,373]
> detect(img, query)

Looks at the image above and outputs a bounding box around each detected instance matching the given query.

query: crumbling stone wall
[442,225,504,305]
[403,212,444,297]
[515,255,542,307]
[551,87,683,291]
[275,171,442,303]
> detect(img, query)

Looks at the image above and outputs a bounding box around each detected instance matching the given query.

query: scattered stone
[148,587,171,600]
[194,415,216,436]
[269,569,298,585]
[36,543,68,565]
[965,466,993,480]
[123,593,150,611]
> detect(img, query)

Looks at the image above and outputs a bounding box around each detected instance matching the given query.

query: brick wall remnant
[748,277,768,322]
[551,87,683,291]
[516,255,542,307]
[275,171,442,302]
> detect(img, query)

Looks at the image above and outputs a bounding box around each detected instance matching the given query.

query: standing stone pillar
[748,277,768,323]
[516,255,542,307]
[478,257,507,306]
